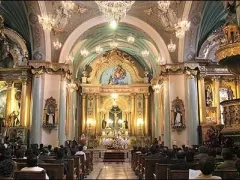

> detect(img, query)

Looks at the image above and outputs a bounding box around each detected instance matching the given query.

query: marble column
[154,92,161,139]
[31,74,44,145]
[20,79,28,126]
[81,94,86,134]
[130,94,135,135]
[144,93,149,135]
[212,76,220,124]
[163,77,171,147]
[58,75,67,146]
[72,89,77,140]
[186,72,199,145]
[95,94,100,135]
[198,74,206,124]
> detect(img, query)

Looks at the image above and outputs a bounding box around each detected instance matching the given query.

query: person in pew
[186,150,195,163]
[15,148,27,159]
[192,156,221,179]
[194,146,209,160]
[39,148,54,161]
[0,159,16,178]
[21,154,49,180]
[216,147,223,159]
[53,148,69,175]
[216,148,236,170]
[164,149,177,164]
[75,146,86,161]
[169,150,196,170]
[208,148,217,158]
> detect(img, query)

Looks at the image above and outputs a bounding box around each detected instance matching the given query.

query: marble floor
[86,162,138,179]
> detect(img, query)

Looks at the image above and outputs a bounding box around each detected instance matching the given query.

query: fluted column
[82,94,86,134]
[20,79,28,127]
[5,81,13,126]
[144,93,149,135]
[58,75,67,146]
[186,71,199,145]
[212,76,220,124]
[130,94,135,135]
[198,74,206,124]
[30,73,44,144]
[163,76,171,147]
[154,92,161,139]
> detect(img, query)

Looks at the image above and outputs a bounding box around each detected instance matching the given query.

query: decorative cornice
[186,69,198,79]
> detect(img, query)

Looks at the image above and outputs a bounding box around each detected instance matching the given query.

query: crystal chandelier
[95,1,135,25]
[38,15,55,31]
[127,34,135,44]
[141,50,149,57]
[110,41,118,48]
[167,38,176,52]
[61,1,75,12]
[80,48,89,57]
[157,1,170,13]
[175,20,191,38]
[95,45,103,54]
[53,39,62,50]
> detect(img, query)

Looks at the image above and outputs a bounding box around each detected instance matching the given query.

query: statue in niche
[227,86,234,100]
[102,119,106,129]
[205,85,213,106]
[174,105,182,126]
[46,104,55,124]
[8,111,20,127]
[124,119,128,129]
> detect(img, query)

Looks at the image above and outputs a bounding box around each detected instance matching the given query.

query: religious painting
[171,97,186,130]
[100,66,131,85]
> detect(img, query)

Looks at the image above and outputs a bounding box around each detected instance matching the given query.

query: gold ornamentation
[186,70,198,79]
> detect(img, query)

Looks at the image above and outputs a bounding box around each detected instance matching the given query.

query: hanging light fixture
[95,45,103,54]
[141,50,149,57]
[127,34,135,44]
[95,1,135,26]
[38,15,55,31]
[175,19,191,38]
[110,41,118,48]
[53,39,62,50]
[167,38,176,52]
[157,1,170,13]
[61,1,75,12]
[80,48,89,57]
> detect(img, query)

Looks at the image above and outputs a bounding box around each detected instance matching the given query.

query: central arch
[59,15,172,72]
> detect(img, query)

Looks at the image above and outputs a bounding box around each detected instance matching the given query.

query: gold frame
[43,97,58,125]
[171,97,186,130]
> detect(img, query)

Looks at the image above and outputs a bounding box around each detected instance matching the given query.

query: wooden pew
[76,154,85,179]
[139,154,146,179]
[167,169,189,180]
[145,157,165,180]
[14,171,46,180]
[43,159,75,180]
[213,169,240,180]
[154,164,169,180]
[85,151,90,175]
[16,162,65,180]
[131,152,137,170]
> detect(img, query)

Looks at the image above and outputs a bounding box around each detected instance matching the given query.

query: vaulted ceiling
[0,1,231,77]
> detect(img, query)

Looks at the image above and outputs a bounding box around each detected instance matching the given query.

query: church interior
[1,1,240,179]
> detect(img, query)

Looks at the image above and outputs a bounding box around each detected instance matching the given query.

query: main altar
[78,50,152,148]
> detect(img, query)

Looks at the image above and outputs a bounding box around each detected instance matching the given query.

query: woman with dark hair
[0,159,16,178]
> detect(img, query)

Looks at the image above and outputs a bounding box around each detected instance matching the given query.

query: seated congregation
[131,140,240,180]
[0,140,93,180]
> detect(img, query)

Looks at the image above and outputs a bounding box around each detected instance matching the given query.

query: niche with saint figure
[171,97,186,130]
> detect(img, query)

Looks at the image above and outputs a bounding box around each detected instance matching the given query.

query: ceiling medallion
[95,1,135,26]
[157,1,170,13]
[38,15,55,31]
[167,38,176,52]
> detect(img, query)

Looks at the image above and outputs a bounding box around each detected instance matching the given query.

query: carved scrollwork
[171,97,186,131]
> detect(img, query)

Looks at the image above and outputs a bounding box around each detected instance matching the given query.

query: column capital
[5,81,13,88]
[31,68,44,78]
[211,76,221,82]
[81,93,87,98]
[144,93,150,98]
[95,93,100,98]
[236,77,240,85]
[186,70,198,79]
[199,73,206,80]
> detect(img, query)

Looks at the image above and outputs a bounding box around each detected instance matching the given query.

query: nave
[87,162,137,180]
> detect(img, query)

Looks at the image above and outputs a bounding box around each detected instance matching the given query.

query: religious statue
[227,86,234,100]
[108,65,127,85]
[8,111,20,127]
[124,120,128,129]
[205,86,213,106]
[46,104,55,124]
[102,119,106,129]
[174,106,182,126]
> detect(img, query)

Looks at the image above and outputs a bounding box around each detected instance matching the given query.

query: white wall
[169,75,187,147]
[41,74,61,145]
